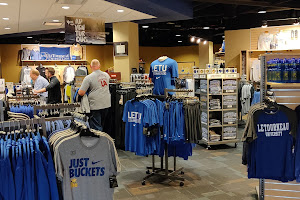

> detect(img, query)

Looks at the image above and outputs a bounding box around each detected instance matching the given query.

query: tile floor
[114,130,258,200]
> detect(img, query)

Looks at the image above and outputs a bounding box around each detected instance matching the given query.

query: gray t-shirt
[79,70,111,110]
[56,135,117,200]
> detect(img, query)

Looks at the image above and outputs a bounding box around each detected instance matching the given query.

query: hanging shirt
[149,58,178,95]
[251,59,261,82]
[258,32,274,50]
[22,48,31,60]
[63,66,76,84]
[20,66,32,85]
[56,135,117,200]
[71,45,83,60]
[36,66,47,79]
[30,49,41,60]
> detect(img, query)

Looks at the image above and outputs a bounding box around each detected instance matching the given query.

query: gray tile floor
[114,129,257,200]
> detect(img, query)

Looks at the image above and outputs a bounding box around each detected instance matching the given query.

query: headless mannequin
[158,56,168,62]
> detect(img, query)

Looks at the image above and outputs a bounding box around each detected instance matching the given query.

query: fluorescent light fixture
[117,9,124,13]
[62,6,70,9]
[2,18,9,20]
[203,27,210,29]
[43,22,63,26]
[0,3,8,5]
[4,27,10,30]
[142,25,149,28]
[27,36,33,39]
[258,10,266,14]
[190,36,195,42]
[178,41,182,43]
[60,31,65,33]
[53,19,59,22]
[203,40,207,44]
[197,38,201,44]
[176,35,181,37]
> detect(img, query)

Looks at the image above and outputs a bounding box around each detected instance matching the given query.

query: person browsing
[30,69,49,99]
[33,67,62,104]
[78,59,111,131]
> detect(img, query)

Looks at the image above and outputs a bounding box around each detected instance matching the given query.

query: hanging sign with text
[65,16,106,44]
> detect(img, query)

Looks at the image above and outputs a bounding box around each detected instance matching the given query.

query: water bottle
[291,58,297,83]
[276,59,282,83]
[282,58,289,83]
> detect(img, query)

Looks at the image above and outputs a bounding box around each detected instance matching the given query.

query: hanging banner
[65,16,106,44]
[40,47,71,60]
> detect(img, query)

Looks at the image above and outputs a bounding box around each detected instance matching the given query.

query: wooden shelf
[21,60,87,62]
[267,82,300,88]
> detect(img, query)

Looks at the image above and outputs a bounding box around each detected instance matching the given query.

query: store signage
[113,42,128,57]
[65,16,106,44]
[40,47,70,60]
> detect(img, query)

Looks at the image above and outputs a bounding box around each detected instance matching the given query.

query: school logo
[152,65,168,75]
[70,178,78,188]
[257,122,289,137]
[128,112,142,124]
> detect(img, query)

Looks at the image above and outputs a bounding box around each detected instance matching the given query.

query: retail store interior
[0,0,300,200]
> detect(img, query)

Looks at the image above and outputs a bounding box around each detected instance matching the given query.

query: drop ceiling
[0,0,155,35]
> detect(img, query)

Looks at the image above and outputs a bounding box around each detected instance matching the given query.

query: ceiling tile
[76,0,112,14]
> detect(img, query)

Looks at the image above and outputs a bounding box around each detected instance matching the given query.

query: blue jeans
[89,109,109,131]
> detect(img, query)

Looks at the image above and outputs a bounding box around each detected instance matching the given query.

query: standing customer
[33,67,62,104]
[30,69,49,101]
[78,59,111,131]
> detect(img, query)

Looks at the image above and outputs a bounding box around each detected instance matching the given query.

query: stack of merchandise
[223,95,237,108]
[224,111,237,124]
[223,80,237,92]
[209,130,221,142]
[201,111,208,124]
[209,98,221,110]
[202,127,208,141]
[223,127,237,139]
[209,119,222,126]
[200,80,207,92]
[209,80,222,94]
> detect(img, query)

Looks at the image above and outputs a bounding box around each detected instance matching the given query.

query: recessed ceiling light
[203,40,207,44]
[62,6,70,9]
[2,18,9,20]
[43,22,63,26]
[178,41,182,43]
[176,35,181,37]
[197,38,201,44]
[142,25,149,28]
[53,19,59,22]
[190,36,195,42]
[4,27,10,30]
[27,36,33,39]
[0,3,8,5]
[117,9,124,13]
[293,19,299,25]
[203,27,210,30]
[258,10,266,14]
[60,31,65,33]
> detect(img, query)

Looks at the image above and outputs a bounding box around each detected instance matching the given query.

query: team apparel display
[149,57,178,95]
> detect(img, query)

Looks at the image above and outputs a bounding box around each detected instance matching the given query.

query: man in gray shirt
[78,59,111,131]
[30,69,49,98]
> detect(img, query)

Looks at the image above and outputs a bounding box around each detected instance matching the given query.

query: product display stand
[142,89,193,187]
[195,74,239,149]
[258,53,300,200]
[33,103,81,116]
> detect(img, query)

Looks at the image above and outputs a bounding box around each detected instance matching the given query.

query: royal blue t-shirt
[149,58,178,95]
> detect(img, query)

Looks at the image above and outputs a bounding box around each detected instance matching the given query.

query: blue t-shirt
[149,58,178,95]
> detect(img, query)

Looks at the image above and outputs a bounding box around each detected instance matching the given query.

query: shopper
[33,67,62,104]
[30,69,49,100]
[78,59,111,131]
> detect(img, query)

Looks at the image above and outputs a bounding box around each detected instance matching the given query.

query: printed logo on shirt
[257,122,289,137]
[97,74,108,87]
[128,112,142,124]
[69,158,105,178]
[70,178,78,188]
[152,65,167,75]
[71,150,76,155]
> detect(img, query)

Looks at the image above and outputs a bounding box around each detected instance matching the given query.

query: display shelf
[223,93,237,95]
[267,82,300,88]
[209,93,222,96]
[206,139,239,146]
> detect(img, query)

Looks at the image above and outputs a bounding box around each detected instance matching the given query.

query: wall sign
[40,47,71,60]
[113,42,128,57]
[65,16,106,44]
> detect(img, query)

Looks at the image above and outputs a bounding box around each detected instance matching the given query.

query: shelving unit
[195,73,239,149]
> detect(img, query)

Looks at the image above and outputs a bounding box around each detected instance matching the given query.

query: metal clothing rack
[33,103,81,116]
[258,54,300,200]
[142,89,193,186]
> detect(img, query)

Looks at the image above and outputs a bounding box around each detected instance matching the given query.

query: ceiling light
[167,22,175,25]
[4,27,10,30]
[190,36,195,42]
[0,3,8,5]
[294,19,299,25]
[43,22,63,26]
[2,18,9,20]
[117,9,124,13]
[197,38,201,44]
[53,19,59,22]
[62,6,70,9]
[203,27,210,29]
[262,20,268,28]
[176,35,181,37]
[203,40,207,44]
[258,10,267,14]
[142,25,149,28]
[60,31,65,33]
[27,36,33,39]
[178,41,182,43]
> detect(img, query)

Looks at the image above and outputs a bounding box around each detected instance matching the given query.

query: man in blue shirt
[30,69,49,99]
[149,56,178,95]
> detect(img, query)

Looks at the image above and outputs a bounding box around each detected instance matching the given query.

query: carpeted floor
[114,129,257,200]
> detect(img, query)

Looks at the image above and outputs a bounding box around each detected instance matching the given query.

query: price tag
[200,75,206,79]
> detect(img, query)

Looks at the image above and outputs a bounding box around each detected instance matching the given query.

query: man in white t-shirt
[78,59,111,131]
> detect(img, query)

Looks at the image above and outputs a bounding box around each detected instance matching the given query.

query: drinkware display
[267,58,300,83]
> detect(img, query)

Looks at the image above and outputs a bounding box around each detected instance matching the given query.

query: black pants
[89,108,109,132]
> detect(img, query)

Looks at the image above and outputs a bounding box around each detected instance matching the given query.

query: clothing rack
[142,89,194,186]
[33,103,80,116]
